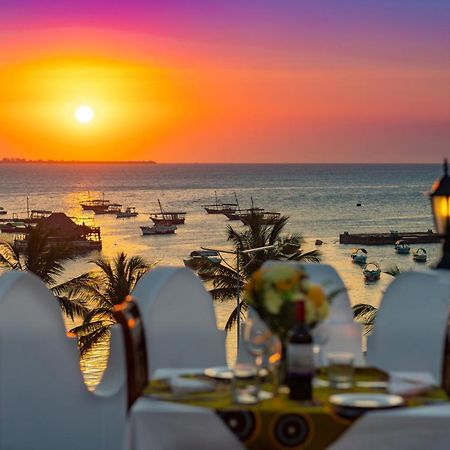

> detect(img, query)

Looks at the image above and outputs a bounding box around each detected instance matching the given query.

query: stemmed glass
[242,309,281,399]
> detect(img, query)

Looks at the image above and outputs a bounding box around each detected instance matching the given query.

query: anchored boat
[363,262,381,281]
[351,248,368,265]
[395,240,411,254]
[413,248,427,262]
[149,200,186,225]
[183,250,221,269]
[116,207,139,218]
[202,191,238,215]
[140,222,177,235]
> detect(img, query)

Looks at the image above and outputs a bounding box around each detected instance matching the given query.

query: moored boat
[183,250,221,268]
[94,203,122,215]
[395,240,411,254]
[0,221,28,233]
[363,262,381,281]
[413,248,427,262]
[351,248,368,264]
[203,191,238,215]
[116,207,139,218]
[149,200,186,225]
[140,222,177,235]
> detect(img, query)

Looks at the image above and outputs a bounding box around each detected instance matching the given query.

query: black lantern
[430,159,450,269]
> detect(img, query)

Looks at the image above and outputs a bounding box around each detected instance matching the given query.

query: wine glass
[242,309,278,399]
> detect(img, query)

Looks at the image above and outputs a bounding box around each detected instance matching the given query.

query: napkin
[388,371,436,397]
[169,376,215,396]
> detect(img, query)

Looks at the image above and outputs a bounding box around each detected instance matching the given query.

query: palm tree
[196,213,321,330]
[69,252,152,355]
[0,224,90,319]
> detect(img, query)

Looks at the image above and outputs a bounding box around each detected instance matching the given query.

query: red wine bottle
[287,300,314,400]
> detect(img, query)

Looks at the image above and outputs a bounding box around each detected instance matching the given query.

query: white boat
[140,222,177,235]
[413,248,427,262]
[395,240,410,254]
[0,207,7,215]
[116,207,139,218]
[363,262,381,281]
[351,248,367,265]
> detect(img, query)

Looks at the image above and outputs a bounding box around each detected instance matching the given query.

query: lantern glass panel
[432,195,450,235]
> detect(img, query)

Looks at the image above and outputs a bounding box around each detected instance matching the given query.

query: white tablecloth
[329,403,450,450]
[126,397,244,450]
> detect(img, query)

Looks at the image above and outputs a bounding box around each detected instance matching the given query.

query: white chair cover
[329,403,450,450]
[132,267,226,377]
[0,271,127,450]
[367,271,449,384]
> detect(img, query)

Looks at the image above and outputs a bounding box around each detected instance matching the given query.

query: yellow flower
[307,285,326,308]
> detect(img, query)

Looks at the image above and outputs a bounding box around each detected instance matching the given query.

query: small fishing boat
[183,250,221,269]
[203,191,238,215]
[351,248,368,265]
[116,207,139,218]
[413,248,427,262]
[363,262,381,281]
[94,203,122,215]
[149,200,186,225]
[0,221,28,233]
[140,222,177,235]
[395,240,411,254]
[0,207,7,215]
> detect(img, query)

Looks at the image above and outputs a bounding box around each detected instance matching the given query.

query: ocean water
[0,163,443,385]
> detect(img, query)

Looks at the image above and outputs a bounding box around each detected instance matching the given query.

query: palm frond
[353,303,378,334]
[224,302,249,331]
[57,296,89,321]
[0,241,20,269]
[77,326,111,356]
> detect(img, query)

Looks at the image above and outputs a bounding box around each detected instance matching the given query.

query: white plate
[203,366,269,380]
[204,366,234,380]
[329,393,405,409]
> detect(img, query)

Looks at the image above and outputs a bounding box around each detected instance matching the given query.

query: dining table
[125,367,448,450]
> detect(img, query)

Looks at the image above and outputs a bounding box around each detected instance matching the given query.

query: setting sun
[75,105,94,124]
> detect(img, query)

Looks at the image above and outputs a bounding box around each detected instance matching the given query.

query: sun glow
[75,105,94,124]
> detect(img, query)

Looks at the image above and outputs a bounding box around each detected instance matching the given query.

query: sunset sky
[0,1,449,163]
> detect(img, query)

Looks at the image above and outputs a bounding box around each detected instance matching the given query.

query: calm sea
[0,163,443,385]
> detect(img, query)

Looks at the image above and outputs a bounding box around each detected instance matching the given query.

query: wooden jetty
[339,230,440,245]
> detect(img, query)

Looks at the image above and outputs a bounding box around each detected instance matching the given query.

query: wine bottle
[287,300,314,400]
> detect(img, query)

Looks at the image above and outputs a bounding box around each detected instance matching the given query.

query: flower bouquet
[244,264,329,342]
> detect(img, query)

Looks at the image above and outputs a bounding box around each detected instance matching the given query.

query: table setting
[127,265,448,450]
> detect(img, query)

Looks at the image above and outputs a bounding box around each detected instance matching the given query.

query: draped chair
[367,271,449,385]
[132,267,227,378]
[0,271,127,450]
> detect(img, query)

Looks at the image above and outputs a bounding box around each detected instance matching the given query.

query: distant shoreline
[0,159,156,164]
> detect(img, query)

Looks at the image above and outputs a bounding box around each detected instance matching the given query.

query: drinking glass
[242,310,274,400]
[232,363,259,404]
[327,352,354,389]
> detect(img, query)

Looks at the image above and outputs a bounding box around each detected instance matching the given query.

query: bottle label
[287,343,314,374]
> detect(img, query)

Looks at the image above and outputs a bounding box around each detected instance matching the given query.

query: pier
[339,230,440,245]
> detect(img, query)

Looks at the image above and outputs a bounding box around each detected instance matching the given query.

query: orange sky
[1,3,450,162]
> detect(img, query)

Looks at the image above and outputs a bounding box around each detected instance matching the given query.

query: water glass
[327,352,354,389]
[232,363,259,404]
